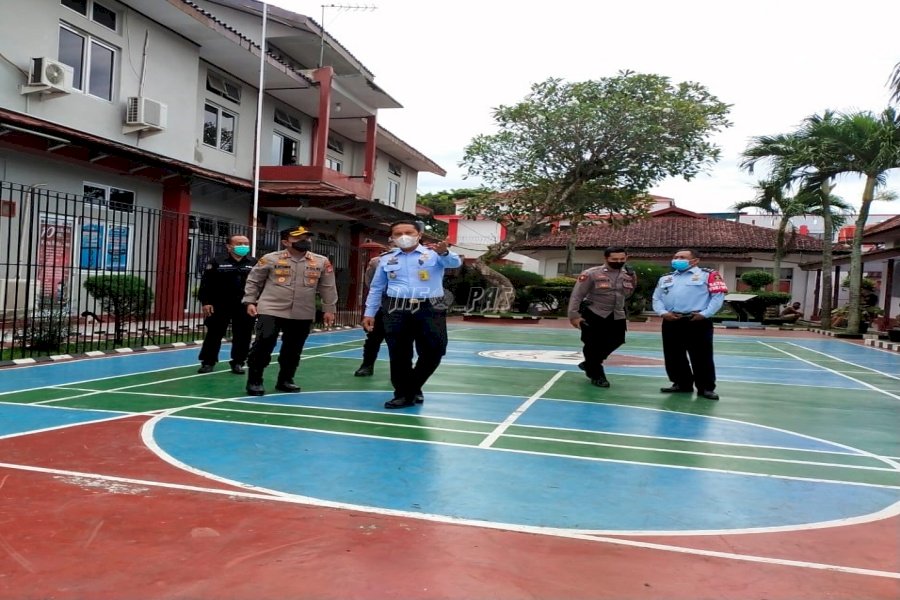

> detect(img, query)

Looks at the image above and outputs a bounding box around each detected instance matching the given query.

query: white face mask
[393,234,419,249]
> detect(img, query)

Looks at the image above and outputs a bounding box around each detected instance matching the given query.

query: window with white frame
[326,136,344,154]
[387,161,402,176]
[206,72,241,104]
[325,157,343,172]
[83,182,135,212]
[58,23,115,100]
[61,0,118,31]
[387,180,400,207]
[272,132,299,166]
[274,108,302,133]
[204,103,236,153]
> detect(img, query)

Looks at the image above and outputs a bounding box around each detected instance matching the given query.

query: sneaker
[197,364,214,374]
[229,361,245,375]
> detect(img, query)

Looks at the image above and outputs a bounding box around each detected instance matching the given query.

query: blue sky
[273,0,899,216]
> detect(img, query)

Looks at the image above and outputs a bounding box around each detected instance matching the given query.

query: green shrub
[626,261,670,315]
[743,291,791,321]
[527,277,576,316]
[84,275,154,345]
[740,270,774,292]
[492,265,545,312]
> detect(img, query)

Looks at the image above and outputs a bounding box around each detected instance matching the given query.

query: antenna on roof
[318,4,377,68]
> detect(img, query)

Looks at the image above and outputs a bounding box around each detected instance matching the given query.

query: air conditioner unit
[20,57,73,95]
[123,96,167,133]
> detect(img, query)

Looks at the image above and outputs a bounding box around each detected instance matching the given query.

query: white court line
[785,342,900,381]
[758,342,900,402]
[0,339,361,398]
[1,460,897,580]
[479,370,566,448]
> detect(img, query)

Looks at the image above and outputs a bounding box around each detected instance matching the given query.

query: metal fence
[0,181,362,360]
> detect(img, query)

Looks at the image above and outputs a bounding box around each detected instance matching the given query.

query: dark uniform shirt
[567,265,636,320]
[197,254,257,308]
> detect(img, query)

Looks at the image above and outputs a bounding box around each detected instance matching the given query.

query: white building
[0,0,444,319]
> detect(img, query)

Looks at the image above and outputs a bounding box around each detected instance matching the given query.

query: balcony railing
[259,165,373,200]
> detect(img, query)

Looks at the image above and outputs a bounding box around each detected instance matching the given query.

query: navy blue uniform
[197,253,257,368]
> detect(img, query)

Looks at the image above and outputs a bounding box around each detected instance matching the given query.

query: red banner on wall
[36,214,74,301]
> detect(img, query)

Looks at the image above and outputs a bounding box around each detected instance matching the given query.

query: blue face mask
[232,245,250,257]
[671,259,691,271]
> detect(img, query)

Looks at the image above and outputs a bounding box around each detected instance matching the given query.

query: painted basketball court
[1,321,898,599]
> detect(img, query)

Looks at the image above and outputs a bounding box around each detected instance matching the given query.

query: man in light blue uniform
[652,249,728,400]
[362,219,462,409]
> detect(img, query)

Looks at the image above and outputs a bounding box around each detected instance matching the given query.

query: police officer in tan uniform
[567,246,636,387]
[242,226,337,396]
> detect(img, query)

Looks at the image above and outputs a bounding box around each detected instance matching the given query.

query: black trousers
[198,306,255,366]
[246,315,312,384]
[661,317,716,392]
[579,311,627,379]
[381,299,448,400]
[360,309,385,366]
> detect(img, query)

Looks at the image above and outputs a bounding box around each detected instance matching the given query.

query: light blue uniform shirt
[364,246,462,317]
[651,267,726,318]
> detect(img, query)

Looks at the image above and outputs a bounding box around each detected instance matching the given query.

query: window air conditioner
[123,96,168,133]
[21,57,73,95]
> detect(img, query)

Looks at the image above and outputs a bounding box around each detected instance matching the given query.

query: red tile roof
[519,207,823,253]
[862,214,900,238]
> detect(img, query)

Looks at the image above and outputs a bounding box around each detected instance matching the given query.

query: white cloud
[272,0,899,215]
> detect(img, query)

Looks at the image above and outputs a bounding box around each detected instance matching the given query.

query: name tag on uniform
[418,270,430,281]
[692,275,701,281]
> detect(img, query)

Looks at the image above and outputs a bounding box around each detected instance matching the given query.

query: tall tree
[741,112,845,328]
[889,61,900,105]
[806,108,900,332]
[733,180,850,287]
[460,72,731,266]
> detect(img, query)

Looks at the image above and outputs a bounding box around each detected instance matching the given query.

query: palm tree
[733,180,850,287]
[741,112,845,328]
[806,108,900,332]
[890,61,900,105]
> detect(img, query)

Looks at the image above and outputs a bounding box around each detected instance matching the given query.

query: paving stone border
[0,326,359,368]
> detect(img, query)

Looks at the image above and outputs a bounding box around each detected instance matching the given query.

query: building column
[311,66,334,168]
[884,258,895,323]
[833,265,841,308]
[155,178,190,320]
[363,115,377,184]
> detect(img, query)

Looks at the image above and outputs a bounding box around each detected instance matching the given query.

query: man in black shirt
[196,234,257,374]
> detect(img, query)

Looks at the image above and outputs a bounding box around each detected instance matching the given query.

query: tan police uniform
[243,248,338,393]
[243,249,337,318]
[566,265,637,385]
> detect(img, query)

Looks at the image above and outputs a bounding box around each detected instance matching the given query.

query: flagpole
[251,1,268,254]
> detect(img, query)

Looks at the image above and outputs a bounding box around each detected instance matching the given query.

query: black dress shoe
[229,361,245,375]
[698,390,720,400]
[413,393,424,404]
[275,381,301,393]
[246,382,265,396]
[590,378,610,388]
[197,364,214,374]
[354,364,374,377]
[577,361,586,371]
[660,384,692,393]
[384,396,416,409]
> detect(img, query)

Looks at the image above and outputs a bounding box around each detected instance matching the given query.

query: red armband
[707,271,728,294]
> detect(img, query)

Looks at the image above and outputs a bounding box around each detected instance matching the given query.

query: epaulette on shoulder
[663,271,677,276]
[700,267,715,272]
[378,250,392,256]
